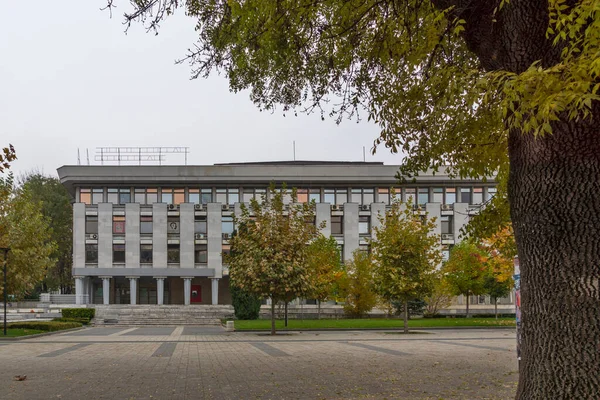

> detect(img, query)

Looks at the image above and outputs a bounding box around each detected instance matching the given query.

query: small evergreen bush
[8,321,82,331]
[61,308,95,320]
[231,285,261,320]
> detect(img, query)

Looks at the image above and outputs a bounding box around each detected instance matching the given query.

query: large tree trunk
[284,302,288,328]
[494,298,498,320]
[465,293,470,318]
[508,112,600,399]
[317,300,321,320]
[430,2,600,395]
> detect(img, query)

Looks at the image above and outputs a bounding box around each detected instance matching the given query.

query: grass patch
[233,317,516,330]
[1,328,45,337]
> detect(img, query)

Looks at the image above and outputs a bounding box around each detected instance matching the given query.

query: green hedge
[53,317,91,325]
[61,308,95,320]
[8,321,82,331]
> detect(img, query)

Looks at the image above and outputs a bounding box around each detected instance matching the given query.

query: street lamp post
[2,247,9,336]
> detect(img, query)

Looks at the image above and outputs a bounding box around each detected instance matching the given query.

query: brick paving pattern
[0,327,518,399]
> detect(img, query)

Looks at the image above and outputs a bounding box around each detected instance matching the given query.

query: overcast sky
[1,1,403,178]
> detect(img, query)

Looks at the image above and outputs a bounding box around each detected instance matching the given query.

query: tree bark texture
[434,1,600,397]
[465,293,470,318]
[317,300,321,320]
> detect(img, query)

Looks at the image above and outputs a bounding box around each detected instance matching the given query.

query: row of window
[86,214,456,236]
[85,243,229,265]
[79,186,496,206]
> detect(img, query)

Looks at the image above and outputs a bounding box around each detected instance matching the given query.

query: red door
[191,285,202,303]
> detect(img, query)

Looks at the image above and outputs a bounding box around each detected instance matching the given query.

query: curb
[233,326,516,333]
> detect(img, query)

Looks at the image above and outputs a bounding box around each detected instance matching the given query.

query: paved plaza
[0,327,518,400]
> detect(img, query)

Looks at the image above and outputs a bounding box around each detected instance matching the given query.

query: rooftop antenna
[86,149,90,165]
[293,141,296,161]
[363,146,366,162]
[77,148,81,165]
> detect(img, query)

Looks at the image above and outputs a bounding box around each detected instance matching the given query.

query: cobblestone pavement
[0,327,518,400]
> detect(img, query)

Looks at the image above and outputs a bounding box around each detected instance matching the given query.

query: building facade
[58,161,499,307]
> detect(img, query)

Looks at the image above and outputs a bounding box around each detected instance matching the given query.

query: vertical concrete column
[75,277,84,305]
[211,278,219,305]
[343,203,359,262]
[129,277,138,305]
[102,277,111,305]
[180,203,194,268]
[370,203,385,240]
[183,277,192,305]
[426,203,443,269]
[155,277,165,305]
[453,203,469,242]
[153,203,167,268]
[73,203,86,268]
[98,203,113,268]
[316,203,331,237]
[126,203,140,268]
[207,203,223,278]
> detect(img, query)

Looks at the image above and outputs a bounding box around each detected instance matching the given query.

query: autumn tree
[482,226,517,319]
[108,1,600,395]
[442,240,488,318]
[371,201,441,333]
[305,235,343,319]
[0,174,56,299]
[423,272,453,317]
[339,250,378,318]
[19,172,73,293]
[228,185,320,335]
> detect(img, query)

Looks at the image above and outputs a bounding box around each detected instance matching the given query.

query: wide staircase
[92,304,234,326]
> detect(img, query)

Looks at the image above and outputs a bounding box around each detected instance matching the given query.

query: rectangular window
[378,188,389,204]
[216,188,227,204]
[167,243,180,264]
[134,188,146,204]
[473,187,483,204]
[446,188,456,205]
[107,188,119,204]
[338,244,344,263]
[418,188,429,205]
[433,188,443,203]
[85,244,98,263]
[80,188,91,204]
[487,187,497,201]
[461,188,472,204]
[228,188,239,205]
[113,244,126,263]
[92,188,103,204]
[441,216,452,234]
[140,216,152,234]
[222,216,234,236]
[189,189,200,204]
[146,188,158,204]
[297,189,308,203]
[243,188,254,203]
[161,188,174,204]
[167,216,180,234]
[363,188,374,205]
[336,189,348,204]
[201,188,212,204]
[359,216,370,235]
[405,188,416,203]
[195,244,208,264]
[119,189,131,204]
[86,215,98,234]
[309,189,321,203]
[324,189,335,204]
[113,215,125,235]
[173,188,184,205]
[195,215,207,234]
[140,244,153,264]
[331,216,343,235]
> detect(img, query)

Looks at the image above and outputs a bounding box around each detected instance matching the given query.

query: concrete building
[57,161,500,308]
